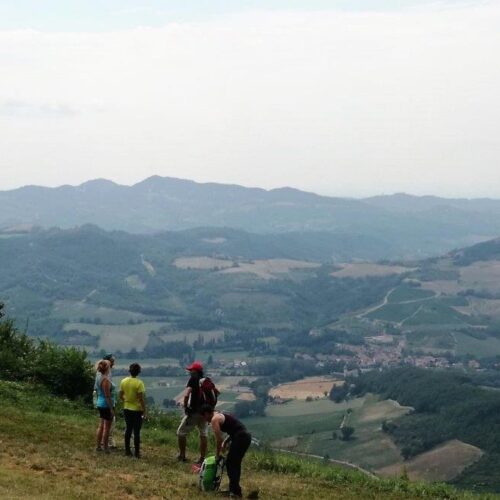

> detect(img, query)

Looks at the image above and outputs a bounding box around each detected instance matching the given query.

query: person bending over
[177,361,208,465]
[200,405,252,498]
[119,363,147,458]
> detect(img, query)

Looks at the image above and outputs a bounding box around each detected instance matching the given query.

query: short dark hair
[129,363,141,377]
[200,404,215,415]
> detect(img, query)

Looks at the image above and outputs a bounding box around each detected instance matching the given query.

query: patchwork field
[173,256,234,270]
[125,274,147,290]
[63,321,169,351]
[269,377,342,400]
[114,357,179,369]
[377,440,484,482]
[459,261,500,292]
[53,300,151,324]
[295,396,413,471]
[220,259,320,279]
[453,331,500,358]
[420,280,465,295]
[332,263,413,278]
[387,285,435,303]
[158,329,225,346]
[454,297,500,319]
[245,394,418,474]
[138,375,253,411]
[173,256,319,279]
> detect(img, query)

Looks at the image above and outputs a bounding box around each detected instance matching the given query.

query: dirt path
[272,448,378,479]
[398,305,424,327]
[359,289,438,323]
[358,287,397,318]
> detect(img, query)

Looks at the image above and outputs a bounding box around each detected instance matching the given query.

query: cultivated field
[220,259,320,279]
[125,274,146,290]
[459,261,500,292]
[297,395,413,471]
[376,440,484,482]
[246,395,414,473]
[173,256,234,270]
[158,329,225,346]
[63,321,169,351]
[454,297,500,318]
[269,377,342,400]
[453,331,500,358]
[420,280,465,295]
[387,285,435,303]
[331,263,413,278]
[173,256,319,279]
[53,300,151,324]
[202,237,227,244]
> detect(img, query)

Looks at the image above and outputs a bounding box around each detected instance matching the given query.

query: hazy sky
[0,1,499,197]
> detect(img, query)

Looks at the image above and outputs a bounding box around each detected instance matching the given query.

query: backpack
[200,377,220,408]
[198,456,226,492]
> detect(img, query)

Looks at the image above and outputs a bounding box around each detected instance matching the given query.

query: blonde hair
[96,359,111,374]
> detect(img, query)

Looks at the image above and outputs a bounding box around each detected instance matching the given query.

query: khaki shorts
[176,413,208,438]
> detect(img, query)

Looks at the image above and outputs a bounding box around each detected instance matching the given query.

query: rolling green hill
[0,225,402,352]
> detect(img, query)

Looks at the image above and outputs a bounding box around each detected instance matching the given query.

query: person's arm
[137,381,147,418]
[119,389,125,402]
[102,378,114,415]
[211,415,225,459]
[183,387,192,412]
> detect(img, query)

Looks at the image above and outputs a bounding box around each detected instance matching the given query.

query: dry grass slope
[0,382,492,500]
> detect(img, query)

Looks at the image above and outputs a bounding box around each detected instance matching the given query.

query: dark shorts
[98,407,113,421]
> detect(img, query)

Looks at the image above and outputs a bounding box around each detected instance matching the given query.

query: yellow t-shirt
[120,376,146,411]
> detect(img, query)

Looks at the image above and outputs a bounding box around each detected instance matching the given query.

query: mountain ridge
[2,175,500,259]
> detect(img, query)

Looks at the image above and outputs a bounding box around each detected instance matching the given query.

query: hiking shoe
[177,455,188,463]
[95,447,103,453]
[229,493,242,499]
[125,450,133,457]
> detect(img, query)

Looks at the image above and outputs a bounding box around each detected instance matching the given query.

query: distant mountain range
[2,176,500,259]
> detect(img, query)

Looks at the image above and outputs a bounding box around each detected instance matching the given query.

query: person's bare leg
[200,435,208,460]
[102,420,111,450]
[108,415,116,447]
[96,420,104,449]
[178,435,187,459]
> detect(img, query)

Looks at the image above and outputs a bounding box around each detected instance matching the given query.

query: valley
[4,210,500,492]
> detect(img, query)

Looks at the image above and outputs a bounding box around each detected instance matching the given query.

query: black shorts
[98,407,113,421]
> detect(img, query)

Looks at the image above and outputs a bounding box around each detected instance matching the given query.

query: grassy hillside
[0,380,493,500]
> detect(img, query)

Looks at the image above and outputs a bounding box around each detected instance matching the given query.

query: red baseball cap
[186,361,203,372]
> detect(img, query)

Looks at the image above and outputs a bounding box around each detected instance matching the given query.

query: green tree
[341,426,354,441]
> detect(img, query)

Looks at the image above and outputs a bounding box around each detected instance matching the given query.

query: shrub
[0,305,94,400]
[31,341,94,401]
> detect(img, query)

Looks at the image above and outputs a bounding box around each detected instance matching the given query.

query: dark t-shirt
[220,412,247,437]
[187,375,201,413]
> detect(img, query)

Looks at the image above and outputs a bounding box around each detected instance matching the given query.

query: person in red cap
[176,361,208,464]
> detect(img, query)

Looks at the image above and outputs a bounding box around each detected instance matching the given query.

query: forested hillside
[0,225,402,348]
[348,368,500,492]
[2,176,500,258]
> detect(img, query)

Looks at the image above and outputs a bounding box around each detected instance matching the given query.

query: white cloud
[0,3,499,197]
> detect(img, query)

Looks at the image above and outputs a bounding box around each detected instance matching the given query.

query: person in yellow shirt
[119,363,147,458]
